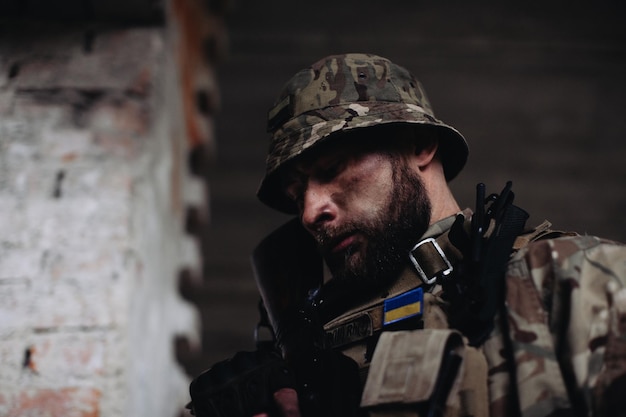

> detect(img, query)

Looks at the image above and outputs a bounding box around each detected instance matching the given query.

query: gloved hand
[253,387,301,417]
[188,349,295,417]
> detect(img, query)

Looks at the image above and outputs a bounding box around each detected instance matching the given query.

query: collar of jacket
[320,211,472,349]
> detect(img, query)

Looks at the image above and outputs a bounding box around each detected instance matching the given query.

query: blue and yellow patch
[383,287,424,326]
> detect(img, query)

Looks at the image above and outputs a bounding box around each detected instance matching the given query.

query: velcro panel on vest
[361,329,465,413]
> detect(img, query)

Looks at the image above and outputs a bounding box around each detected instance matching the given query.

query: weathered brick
[0,9,207,417]
[12,29,164,93]
[0,279,33,338]
[11,95,73,131]
[1,250,129,333]
[37,247,129,286]
[21,190,131,247]
[0,247,41,280]
[0,169,133,246]
[92,99,149,135]
[1,387,101,417]
[31,290,112,330]
[0,116,40,150]
[2,97,149,170]
[0,90,14,111]
[28,332,108,380]
[0,330,121,386]
[39,129,95,162]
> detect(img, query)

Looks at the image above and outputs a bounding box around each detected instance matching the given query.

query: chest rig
[256,181,551,357]
[319,220,466,373]
[252,182,552,416]
[252,214,464,353]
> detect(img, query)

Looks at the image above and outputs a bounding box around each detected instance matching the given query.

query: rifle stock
[251,218,361,417]
[251,217,323,354]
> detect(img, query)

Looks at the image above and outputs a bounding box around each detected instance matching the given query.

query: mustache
[313,220,376,257]
[313,224,357,254]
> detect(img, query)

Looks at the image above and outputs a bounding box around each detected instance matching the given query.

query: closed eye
[315,157,346,183]
[281,151,349,207]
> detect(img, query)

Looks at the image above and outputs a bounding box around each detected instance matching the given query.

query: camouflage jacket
[187,207,625,417]
[355,214,626,417]
[483,232,626,417]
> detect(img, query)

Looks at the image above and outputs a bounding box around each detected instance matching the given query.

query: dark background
[198,1,626,370]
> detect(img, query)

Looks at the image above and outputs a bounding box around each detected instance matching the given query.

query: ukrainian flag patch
[383,287,424,326]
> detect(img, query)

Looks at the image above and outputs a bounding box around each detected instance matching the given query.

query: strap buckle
[409,237,454,285]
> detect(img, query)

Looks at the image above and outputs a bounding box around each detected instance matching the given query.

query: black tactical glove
[188,349,295,417]
[290,346,362,417]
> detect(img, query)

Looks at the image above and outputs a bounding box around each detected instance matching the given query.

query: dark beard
[315,161,431,289]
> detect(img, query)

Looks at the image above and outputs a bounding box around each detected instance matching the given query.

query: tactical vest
[252,181,588,417]
[253,199,559,417]
[318,217,557,417]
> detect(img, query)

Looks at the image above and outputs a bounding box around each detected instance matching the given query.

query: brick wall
[0,4,219,414]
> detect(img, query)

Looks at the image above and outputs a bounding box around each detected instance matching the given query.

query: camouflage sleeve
[483,235,626,417]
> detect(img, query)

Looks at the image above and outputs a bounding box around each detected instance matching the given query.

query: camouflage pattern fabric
[258,53,468,214]
[483,235,626,417]
[339,213,626,416]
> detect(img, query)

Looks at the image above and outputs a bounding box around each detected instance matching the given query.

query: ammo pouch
[361,329,488,417]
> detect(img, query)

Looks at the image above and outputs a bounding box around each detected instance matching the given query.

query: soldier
[188,53,626,417]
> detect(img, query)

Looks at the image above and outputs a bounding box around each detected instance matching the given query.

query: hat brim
[258,102,468,214]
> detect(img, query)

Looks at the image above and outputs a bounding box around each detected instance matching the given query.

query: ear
[411,136,439,169]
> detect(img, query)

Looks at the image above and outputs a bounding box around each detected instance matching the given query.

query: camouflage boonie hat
[258,53,469,214]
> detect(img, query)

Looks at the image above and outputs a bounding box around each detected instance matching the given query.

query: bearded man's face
[284,142,431,287]
[317,158,431,286]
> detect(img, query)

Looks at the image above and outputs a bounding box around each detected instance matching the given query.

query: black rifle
[188,219,360,417]
[252,218,361,417]
[446,181,529,346]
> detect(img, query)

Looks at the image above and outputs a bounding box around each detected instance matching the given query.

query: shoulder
[510,233,626,285]
[505,232,626,329]
[491,232,626,416]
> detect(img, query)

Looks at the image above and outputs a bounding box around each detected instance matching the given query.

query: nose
[300,180,337,232]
